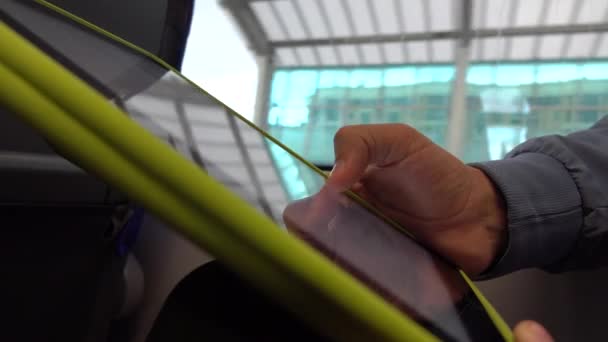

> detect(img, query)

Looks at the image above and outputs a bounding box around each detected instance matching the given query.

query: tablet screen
[1,2,504,340]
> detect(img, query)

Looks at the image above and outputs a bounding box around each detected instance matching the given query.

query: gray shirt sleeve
[472,115,608,278]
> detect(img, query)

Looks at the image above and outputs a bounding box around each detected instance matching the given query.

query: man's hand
[319,124,556,340]
[514,321,554,342]
[326,124,507,276]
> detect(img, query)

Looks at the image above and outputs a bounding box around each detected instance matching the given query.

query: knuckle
[334,125,356,142]
[394,123,414,134]
[392,123,422,140]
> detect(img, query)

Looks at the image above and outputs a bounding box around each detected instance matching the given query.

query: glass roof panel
[508,36,536,60]
[295,0,329,39]
[251,1,286,41]
[382,42,405,64]
[431,39,454,62]
[360,43,383,64]
[514,0,545,27]
[430,0,454,31]
[477,0,514,29]
[253,0,608,66]
[566,33,596,58]
[472,0,485,29]
[482,37,508,61]
[276,47,298,66]
[470,38,482,61]
[349,0,375,36]
[597,33,608,57]
[545,0,577,25]
[317,45,339,65]
[577,0,608,24]
[295,46,317,65]
[401,0,426,33]
[337,44,361,64]
[321,0,351,38]
[538,34,567,59]
[274,0,307,40]
[407,41,429,62]
[373,0,400,34]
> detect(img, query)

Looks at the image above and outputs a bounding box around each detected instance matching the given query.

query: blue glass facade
[267,62,608,165]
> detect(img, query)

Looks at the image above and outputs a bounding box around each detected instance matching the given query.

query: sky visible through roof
[181,0,259,121]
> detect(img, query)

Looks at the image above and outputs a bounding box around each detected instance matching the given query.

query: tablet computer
[0,1,511,340]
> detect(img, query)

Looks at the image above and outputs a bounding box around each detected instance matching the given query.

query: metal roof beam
[291,0,322,64]
[474,0,488,60]
[459,0,473,47]
[220,0,272,55]
[267,0,302,64]
[559,0,585,58]
[531,0,552,59]
[589,4,608,58]
[271,22,608,48]
[503,0,520,60]
[315,0,343,64]
[446,0,472,158]
[273,57,608,70]
[253,55,274,128]
[393,0,409,62]
[421,0,434,61]
[340,0,365,63]
[367,0,387,63]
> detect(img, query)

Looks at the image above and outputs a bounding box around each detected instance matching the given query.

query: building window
[268,62,608,165]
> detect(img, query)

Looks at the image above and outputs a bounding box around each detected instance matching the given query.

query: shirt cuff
[471,152,583,279]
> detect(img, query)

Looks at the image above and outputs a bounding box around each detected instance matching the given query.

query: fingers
[327,124,431,191]
[283,188,343,235]
[327,126,371,191]
[514,321,554,342]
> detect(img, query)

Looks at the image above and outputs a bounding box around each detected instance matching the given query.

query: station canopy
[221,0,608,67]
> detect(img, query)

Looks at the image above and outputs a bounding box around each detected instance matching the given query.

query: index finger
[326,124,430,191]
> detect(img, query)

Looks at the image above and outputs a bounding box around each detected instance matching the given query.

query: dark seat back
[47,0,194,70]
[0,1,194,341]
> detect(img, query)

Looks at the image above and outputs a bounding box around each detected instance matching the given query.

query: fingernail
[329,160,343,177]
[529,322,553,342]
[521,322,553,342]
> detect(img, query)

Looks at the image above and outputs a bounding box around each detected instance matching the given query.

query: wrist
[468,167,508,274]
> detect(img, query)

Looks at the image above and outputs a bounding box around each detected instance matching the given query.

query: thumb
[325,126,372,191]
[514,320,554,342]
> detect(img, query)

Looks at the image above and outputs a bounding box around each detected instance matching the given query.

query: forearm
[473,116,608,278]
